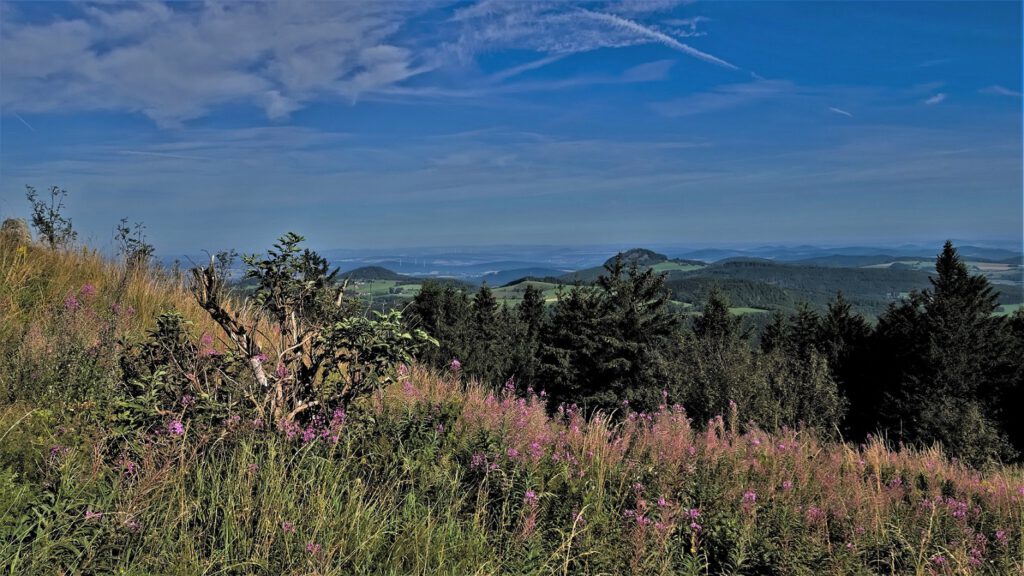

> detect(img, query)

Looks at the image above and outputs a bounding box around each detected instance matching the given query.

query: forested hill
[554,249,1017,318]
[342,266,412,281]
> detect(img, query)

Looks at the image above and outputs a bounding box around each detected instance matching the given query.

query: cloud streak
[980,85,1022,97]
[828,107,853,117]
[578,9,738,70]
[924,93,947,105]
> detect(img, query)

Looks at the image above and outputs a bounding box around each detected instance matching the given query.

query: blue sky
[1,1,1021,254]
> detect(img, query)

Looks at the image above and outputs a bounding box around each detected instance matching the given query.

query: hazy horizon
[2,1,1021,254]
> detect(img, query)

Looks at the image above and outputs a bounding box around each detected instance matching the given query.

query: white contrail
[12,112,35,131]
[580,10,739,70]
[924,93,946,105]
[828,107,853,117]
[489,54,568,83]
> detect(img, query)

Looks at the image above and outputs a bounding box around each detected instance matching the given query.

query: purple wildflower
[281,521,295,534]
[306,542,321,554]
[449,358,462,372]
[64,294,80,311]
[84,509,103,521]
[524,490,537,505]
[167,420,184,436]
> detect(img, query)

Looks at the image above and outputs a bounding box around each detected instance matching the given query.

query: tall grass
[2,367,1021,574]
[1,237,1022,574]
[0,235,217,403]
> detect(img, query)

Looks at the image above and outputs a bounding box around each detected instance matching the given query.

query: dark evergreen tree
[407,281,472,369]
[539,257,678,413]
[878,241,1016,464]
[760,311,787,353]
[519,284,546,342]
[786,302,821,359]
[692,286,741,345]
[817,292,872,436]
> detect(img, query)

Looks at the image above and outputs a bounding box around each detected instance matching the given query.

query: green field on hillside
[650,261,705,273]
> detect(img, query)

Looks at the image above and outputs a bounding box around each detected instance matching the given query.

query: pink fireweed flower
[275,363,289,379]
[931,554,946,566]
[254,353,268,363]
[657,497,668,508]
[64,293,80,311]
[180,394,195,408]
[306,542,321,554]
[506,447,519,459]
[524,490,537,505]
[450,358,462,372]
[687,508,701,520]
[167,420,184,436]
[995,529,1008,545]
[397,363,409,376]
[199,332,218,356]
[471,453,487,469]
[80,283,96,296]
[782,480,793,491]
[742,490,757,504]
[281,521,295,534]
[84,509,103,521]
[805,506,824,523]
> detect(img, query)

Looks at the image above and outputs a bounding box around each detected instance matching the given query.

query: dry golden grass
[0,234,222,365]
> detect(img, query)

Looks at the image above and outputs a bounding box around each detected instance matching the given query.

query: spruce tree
[817,292,871,435]
[880,241,1016,464]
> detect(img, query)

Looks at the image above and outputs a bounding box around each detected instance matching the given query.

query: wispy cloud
[0,1,734,126]
[924,93,947,105]
[119,150,205,161]
[828,107,853,117]
[980,85,1022,97]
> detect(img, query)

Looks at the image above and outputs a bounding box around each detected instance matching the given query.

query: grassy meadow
[2,234,1023,575]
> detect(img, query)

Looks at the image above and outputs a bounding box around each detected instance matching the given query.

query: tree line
[406,241,1024,466]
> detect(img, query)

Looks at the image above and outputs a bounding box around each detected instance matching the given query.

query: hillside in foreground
[1,233,1023,575]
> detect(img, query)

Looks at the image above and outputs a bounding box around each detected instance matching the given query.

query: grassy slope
[2,240,1023,575]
